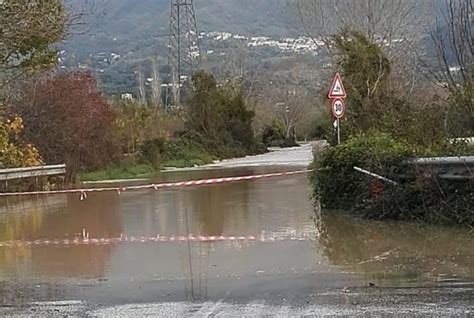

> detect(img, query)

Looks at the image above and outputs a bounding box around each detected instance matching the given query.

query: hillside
[66,0,297,59]
[62,0,451,97]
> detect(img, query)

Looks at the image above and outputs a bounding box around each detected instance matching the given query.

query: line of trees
[290,0,472,140]
[0,0,263,183]
[293,0,474,225]
[1,0,471,189]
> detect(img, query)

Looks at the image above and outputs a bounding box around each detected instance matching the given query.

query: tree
[0,115,43,168]
[289,0,433,97]
[428,0,473,136]
[14,71,119,179]
[0,1,68,88]
[185,71,258,156]
[150,58,162,107]
[114,100,148,154]
[136,65,146,105]
[289,0,431,53]
[332,29,391,130]
[331,30,446,145]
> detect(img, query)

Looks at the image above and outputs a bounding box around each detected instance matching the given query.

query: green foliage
[332,29,391,93]
[331,29,448,147]
[261,121,298,147]
[0,1,67,83]
[77,71,265,179]
[332,29,391,131]
[184,71,262,158]
[139,138,166,169]
[312,131,413,209]
[79,162,156,182]
[163,136,216,168]
[114,99,158,154]
[311,131,473,226]
[0,2,68,190]
[358,178,473,225]
[446,83,474,137]
[308,112,332,140]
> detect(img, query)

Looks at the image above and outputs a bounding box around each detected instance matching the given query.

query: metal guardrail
[406,156,473,181]
[449,137,474,145]
[0,164,66,181]
[355,156,474,184]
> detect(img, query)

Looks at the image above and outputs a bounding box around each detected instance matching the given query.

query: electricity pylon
[168,0,201,105]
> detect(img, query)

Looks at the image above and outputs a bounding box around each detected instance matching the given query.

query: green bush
[357,178,473,225]
[163,135,216,168]
[312,131,414,209]
[183,71,263,158]
[311,131,473,226]
[79,162,155,182]
[261,121,298,148]
[139,138,166,169]
[308,113,332,141]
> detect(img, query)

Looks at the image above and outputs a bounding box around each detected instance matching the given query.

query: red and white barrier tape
[0,234,315,248]
[0,170,312,199]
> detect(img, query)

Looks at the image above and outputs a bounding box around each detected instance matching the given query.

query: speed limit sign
[331,98,346,118]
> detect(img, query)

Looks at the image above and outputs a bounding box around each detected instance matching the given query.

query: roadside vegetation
[0,1,329,187]
[294,0,473,225]
[0,1,265,187]
[0,2,271,185]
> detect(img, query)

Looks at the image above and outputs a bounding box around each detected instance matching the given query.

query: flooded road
[0,150,473,315]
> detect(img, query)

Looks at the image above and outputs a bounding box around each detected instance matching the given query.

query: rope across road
[0,169,313,200]
[0,233,317,248]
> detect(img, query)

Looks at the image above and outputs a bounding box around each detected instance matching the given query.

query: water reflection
[0,166,472,305]
[314,209,474,286]
[0,192,121,279]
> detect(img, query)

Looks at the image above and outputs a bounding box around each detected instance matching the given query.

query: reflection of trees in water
[0,192,122,278]
[176,168,313,300]
[0,196,65,241]
[314,210,474,283]
[186,181,251,236]
[0,196,64,276]
[176,178,254,301]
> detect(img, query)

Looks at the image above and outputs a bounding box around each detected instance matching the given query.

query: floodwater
[0,163,473,315]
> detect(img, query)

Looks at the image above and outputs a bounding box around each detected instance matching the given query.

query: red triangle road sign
[328,72,347,99]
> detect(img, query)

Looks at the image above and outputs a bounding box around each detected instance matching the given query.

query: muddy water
[0,166,472,308]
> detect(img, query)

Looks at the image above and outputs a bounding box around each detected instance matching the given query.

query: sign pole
[328,72,347,146]
[337,117,341,145]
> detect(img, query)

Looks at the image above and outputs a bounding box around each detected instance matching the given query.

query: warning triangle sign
[328,73,347,99]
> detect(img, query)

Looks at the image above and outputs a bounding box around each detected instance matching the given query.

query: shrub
[15,71,120,180]
[0,115,43,168]
[163,135,216,168]
[261,121,298,148]
[183,71,261,158]
[311,131,473,226]
[312,131,414,209]
[308,113,332,141]
[79,162,155,182]
[138,138,166,169]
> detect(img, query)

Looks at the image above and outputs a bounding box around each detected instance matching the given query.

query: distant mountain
[65,0,298,58]
[61,0,304,95]
[61,0,454,96]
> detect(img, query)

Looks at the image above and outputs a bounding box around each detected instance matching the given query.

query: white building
[121,93,134,101]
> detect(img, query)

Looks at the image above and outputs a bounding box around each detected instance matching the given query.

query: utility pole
[168,0,201,106]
